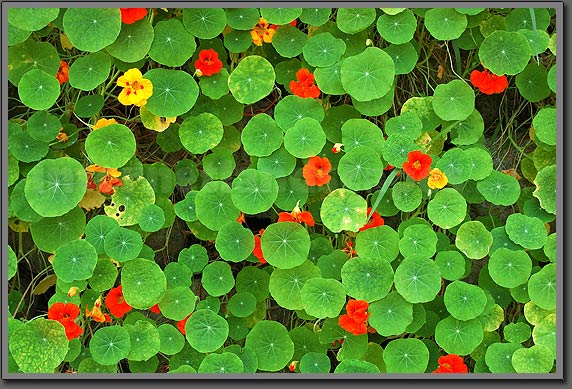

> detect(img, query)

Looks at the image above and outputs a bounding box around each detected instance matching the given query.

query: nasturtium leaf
[341,118,384,152]
[369,292,413,336]
[158,286,196,321]
[337,332,368,361]
[199,68,230,100]
[89,325,131,366]
[464,147,494,181]
[455,221,493,259]
[182,8,226,39]
[283,118,326,159]
[275,176,308,211]
[448,109,485,146]
[303,32,346,68]
[384,112,422,139]
[85,124,136,169]
[138,204,165,233]
[504,322,532,344]
[8,39,60,87]
[209,94,244,126]
[314,61,345,95]
[383,42,419,75]
[215,221,255,262]
[18,69,60,110]
[505,8,551,32]
[53,239,97,282]
[231,169,279,214]
[185,308,229,353]
[228,55,275,105]
[202,261,235,297]
[383,338,429,373]
[432,80,475,121]
[427,188,467,229]
[434,250,466,281]
[340,47,395,102]
[392,181,423,212]
[488,248,532,289]
[289,326,326,361]
[241,114,283,157]
[121,258,166,309]
[174,159,199,186]
[274,95,325,131]
[124,320,161,362]
[148,19,196,67]
[103,227,142,262]
[8,245,18,281]
[63,8,121,52]
[128,356,159,373]
[228,292,257,318]
[106,19,154,63]
[225,8,259,29]
[401,96,441,132]
[316,251,347,280]
[178,244,208,274]
[178,112,225,154]
[300,8,331,25]
[269,260,321,310]
[301,277,346,319]
[257,147,297,178]
[341,257,393,302]
[157,324,185,355]
[198,353,244,374]
[478,30,532,76]
[376,9,417,44]
[144,69,199,117]
[533,164,556,215]
[8,151,19,187]
[355,225,400,263]
[245,320,294,372]
[260,222,311,269]
[533,107,556,147]
[174,191,198,222]
[272,24,307,58]
[9,7,59,31]
[74,94,105,118]
[399,224,438,258]
[543,233,556,263]
[336,8,376,34]
[334,359,380,373]
[10,179,43,223]
[484,342,522,373]
[547,65,556,93]
[260,8,301,24]
[236,266,271,302]
[163,262,192,289]
[382,134,417,167]
[27,110,61,142]
[394,255,441,303]
[424,8,467,40]
[88,258,118,293]
[9,130,49,163]
[515,62,551,102]
[434,316,484,355]
[78,358,117,373]
[512,345,554,373]
[30,207,85,253]
[195,181,240,231]
[435,148,472,186]
[505,214,548,250]
[444,280,487,321]
[321,104,360,142]
[320,189,367,233]
[24,157,87,218]
[533,313,556,358]
[477,170,521,206]
[528,263,556,311]
[7,22,31,46]
[338,146,383,191]
[299,352,331,373]
[104,176,155,227]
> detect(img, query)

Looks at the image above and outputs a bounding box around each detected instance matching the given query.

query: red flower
[278,201,315,226]
[149,304,161,314]
[433,354,468,373]
[105,286,132,318]
[338,299,370,336]
[470,68,508,95]
[194,49,223,76]
[359,207,384,232]
[252,229,267,264]
[47,302,83,340]
[98,175,123,196]
[384,164,394,171]
[302,156,332,187]
[176,313,192,335]
[55,60,69,84]
[290,68,321,99]
[120,8,148,24]
[402,150,432,181]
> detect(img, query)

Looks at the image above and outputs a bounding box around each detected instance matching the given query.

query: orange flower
[252,229,267,264]
[251,17,275,46]
[55,60,69,84]
[277,201,315,226]
[194,49,223,77]
[290,68,321,99]
[93,118,118,130]
[120,8,148,24]
[105,285,132,318]
[338,299,370,336]
[341,241,357,258]
[402,150,432,181]
[289,361,299,372]
[302,156,332,187]
[359,207,384,232]
[384,164,395,171]
[427,168,448,190]
[332,143,344,154]
[433,354,468,373]
[149,304,161,314]
[236,212,247,225]
[470,67,508,95]
[56,130,69,143]
[48,302,83,340]
[86,165,123,195]
[85,299,112,324]
[176,313,192,335]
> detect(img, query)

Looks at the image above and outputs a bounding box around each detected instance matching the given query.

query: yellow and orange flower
[277,201,315,226]
[427,168,448,190]
[93,118,118,130]
[86,165,123,195]
[250,17,276,46]
[117,68,153,107]
[55,60,69,84]
[85,298,112,323]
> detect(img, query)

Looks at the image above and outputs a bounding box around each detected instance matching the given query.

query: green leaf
[104,176,155,227]
[144,69,199,117]
[477,170,521,206]
[320,189,368,233]
[8,40,59,87]
[30,207,86,253]
[505,214,548,250]
[533,107,556,146]
[89,326,131,366]
[260,222,311,269]
[369,292,413,336]
[434,250,466,281]
[228,55,275,104]
[124,320,160,362]
[18,69,60,110]
[138,204,165,233]
[85,124,136,169]
[260,8,301,24]
[512,345,554,373]
[300,8,332,26]
[195,181,240,231]
[269,260,321,310]
[434,315,484,355]
[257,147,297,178]
[26,110,61,142]
[515,63,551,102]
[103,227,142,262]
[245,320,294,372]
[53,239,97,282]
[448,109,485,146]
[274,95,325,131]
[198,353,244,374]
[504,322,532,344]
[392,181,422,212]
[121,258,167,309]
[236,266,271,302]
[334,359,380,373]
[336,8,376,34]
[383,338,429,373]
[427,188,467,229]
[432,80,475,121]
[215,221,255,262]
[202,261,235,297]
[485,342,523,373]
[478,30,532,75]
[63,8,122,52]
[272,24,307,58]
[399,224,437,258]
[88,258,118,293]
[182,8,227,39]
[338,146,383,191]
[158,324,185,355]
[394,255,442,303]
[533,165,556,215]
[300,277,346,318]
[533,313,556,358]
[178,244,209,274]
[158,286,196,321]
[444,280,487,321]
[148,19,196,67]
[303,33,346,67]
[228,292,257,318]
[231,169,279,214]
[225,8,260,30]
[300,352,331,373]
[527,263,556,311]
[455,221,493,259]
[383,42,419,75]
[376,9,417,44]
[8,8,59,31]
[355,225,400,263]
[424,8,467,40]
[106,19,154,63]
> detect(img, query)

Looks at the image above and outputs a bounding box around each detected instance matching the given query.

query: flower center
[315,168,324,178]
[412,160,421,169]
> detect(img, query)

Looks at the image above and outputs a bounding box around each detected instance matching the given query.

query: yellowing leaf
[33,274,57,295]
[79,189,106,211]
[8,218,29,233]
[60,32,74,50]
[140,105,177,132]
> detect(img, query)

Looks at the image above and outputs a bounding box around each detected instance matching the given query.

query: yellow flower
[427,168,448,190]
[93,118,117,130]
[117,68,153,107]
[251,17,276,46]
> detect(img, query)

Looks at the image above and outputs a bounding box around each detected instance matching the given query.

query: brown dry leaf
[33,274,57,295]
[501,168,522,181]
[79,189,106,210]
[60,32,74,50]
[544,223,551,234]
[437,64,445,79]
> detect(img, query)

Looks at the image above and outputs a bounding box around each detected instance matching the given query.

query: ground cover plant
[6,7,558,375]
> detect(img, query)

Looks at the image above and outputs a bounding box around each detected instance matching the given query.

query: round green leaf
[434,316,484,355]
[533,313,556,358]
[269,260,322,310]
[283,118,326,159]
[533,165,556,215]
[241,113,283,157]
[338,146,383,191]
[180,113,224,155]
[274,95,325,131]
[399,224,438,258]
[8,130,49,163]
[215,221,255,262]
[300,8,331,26]
[27,110,61,142]
[449,109,485,146]
[369,292,413,336]
[355,225,400,263]
[505,214,548,250]
[485,342,523,373]
[533,107,556,146]
[478,30,532,76]
[88,258,118,292]
[7,23,31,46]
[158,324,185,355]
[257,147,297,178]
[300,352,331,373]
[505,8,551,31]
[383,338,429,373]
[228,292,257,318]
[85,124,136,169]
[173,159,199,186]
[336,8,376,34]
[301,277,346,318]
[512,345,554,373]
[260,222,311,269]
[320,189,367,233]
[527,263,556,311]
[275,176,308,211]
[179,244,209,274]
[8,8,59,31]
[182,8,226,39]
[231,169,279,214]
[199,68,230,100]
[104,176,155,226]
[515,63,551,102]
[376,9,417,44]
[121,258,167,309]
[434,250,466,281]
[394,255,441,303]
[68,51,112,91]
[488,248,532,288]
[272,24,307,58]
[245,320,294,372]
[383,42,419,75]
[63,8,122,52]
[228,55,275,104]
[260,8,301,24]
[427,188,467,229]
[198,352,244,374]
[341,118,384,152]
[444,280,487,321]
[341,256,394,302]
[202,261,235,297]
[124,320,160,362]
[382,134,417,167]
[195,181,239,231]
[53,239,97,282]
[104,227,142,262]
[464,147,494,181]
[138,204,165,233]
[18,69,60,110]
[385,111,423,139]
[455,221,493,259]
[334,359,380,373]
[477,170,521,206]
[148,19,196,67]
[236,266,271,302]
[158,286,196,321]
[432,79,475,121]
[547,65,556,93]
[74,95,105,118]
[303,32,346,68]
[185,309,229,353]
[225,8,260,30]
[392,181,423,212]
[30,207,85,253]
[424,8,467,40]
[89,326,131,366]
[144,68,199,117]
[340,47,395,102]
[504,322,532,344]
[106,19,154,63]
